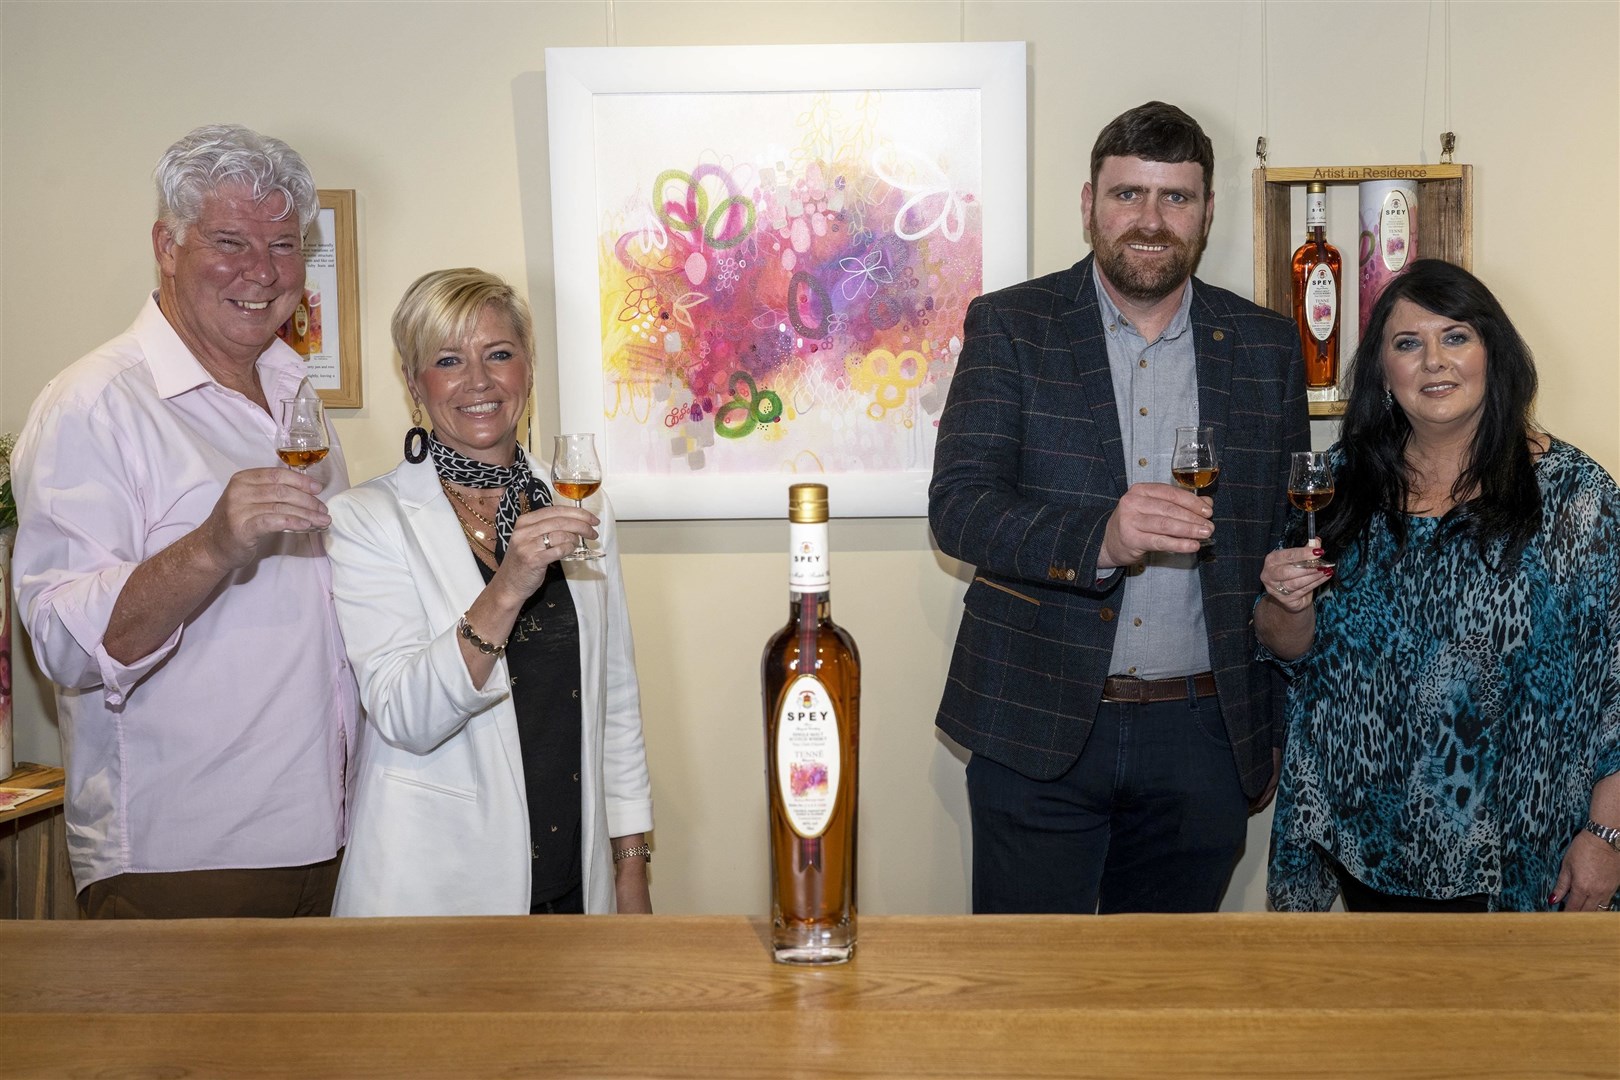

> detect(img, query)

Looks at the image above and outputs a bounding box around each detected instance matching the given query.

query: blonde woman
[327,268,652,916]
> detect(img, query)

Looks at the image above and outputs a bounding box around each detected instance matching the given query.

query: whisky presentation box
[1252,163,1474,418]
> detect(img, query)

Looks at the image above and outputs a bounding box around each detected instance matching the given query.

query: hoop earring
[404,404,429,464]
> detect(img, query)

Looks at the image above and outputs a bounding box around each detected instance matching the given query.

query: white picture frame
[545,41,1027,519]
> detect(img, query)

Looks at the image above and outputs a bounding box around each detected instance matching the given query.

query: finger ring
[1278,585,1292,596]
[541,532,553,550]
[1600,902,1613,911]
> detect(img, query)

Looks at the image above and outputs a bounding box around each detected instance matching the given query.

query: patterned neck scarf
[427,434,552,562]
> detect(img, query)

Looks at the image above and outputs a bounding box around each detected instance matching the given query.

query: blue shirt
[1094,274,1211,679]
[1268,439,1620,910]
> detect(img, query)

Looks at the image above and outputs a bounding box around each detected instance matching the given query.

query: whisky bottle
[761,482,860,964]
[1291,181,1342,389]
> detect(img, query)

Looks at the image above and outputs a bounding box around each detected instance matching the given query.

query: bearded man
[929,101,1310,914]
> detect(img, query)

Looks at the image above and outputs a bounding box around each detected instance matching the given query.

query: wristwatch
[1584,818,1620,852]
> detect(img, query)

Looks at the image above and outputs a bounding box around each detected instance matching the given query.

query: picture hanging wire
[1425,0,1459,162]
[1441,0,1456,162]
[1257,1,1270,164]
[1444,0,1453,139]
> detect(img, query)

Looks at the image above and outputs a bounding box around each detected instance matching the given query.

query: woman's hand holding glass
[552,434,605,561]
[1287,452,1336,569]
[488,502,599,598]
[1261,544,1332,613]
[1263,452,1337,608]
[460,500,599,686]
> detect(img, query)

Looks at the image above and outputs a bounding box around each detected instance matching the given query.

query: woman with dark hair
[1257,259,1620,912]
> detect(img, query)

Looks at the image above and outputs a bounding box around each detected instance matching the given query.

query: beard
[1089,216,1207,306]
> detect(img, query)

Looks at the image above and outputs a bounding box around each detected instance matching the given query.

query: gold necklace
[447,505,499,571]
[440,479,500,541]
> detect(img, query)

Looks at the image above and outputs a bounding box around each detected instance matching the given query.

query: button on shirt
[1094,275,1212,679]
[11,294,360,891]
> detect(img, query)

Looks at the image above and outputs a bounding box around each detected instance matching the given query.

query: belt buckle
[1105,675,1147,704]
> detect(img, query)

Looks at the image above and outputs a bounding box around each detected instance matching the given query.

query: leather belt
[1100,672,1218,704]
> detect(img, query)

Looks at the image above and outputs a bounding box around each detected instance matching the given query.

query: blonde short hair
[392,268,535,379]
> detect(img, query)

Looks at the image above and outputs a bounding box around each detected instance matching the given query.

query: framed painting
[278,189,363,408]
[545,42,1027,519]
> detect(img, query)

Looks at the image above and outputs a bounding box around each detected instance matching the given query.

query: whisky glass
[276,397,329,473]
[1171,425,1219,548]
[551,434,604,561]
[275,397,329,533]
[1288,451,1335,568]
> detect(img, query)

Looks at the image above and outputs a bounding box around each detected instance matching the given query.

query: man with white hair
[12,125,358,917]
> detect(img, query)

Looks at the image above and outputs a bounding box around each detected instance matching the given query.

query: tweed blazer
[929,255,1310,798]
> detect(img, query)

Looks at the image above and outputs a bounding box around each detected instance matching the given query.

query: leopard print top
[1267,439,1620,911]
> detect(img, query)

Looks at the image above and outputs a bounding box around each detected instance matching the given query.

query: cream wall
[2,1,1616,915]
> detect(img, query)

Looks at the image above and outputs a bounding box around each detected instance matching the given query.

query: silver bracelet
[613,843,651,863]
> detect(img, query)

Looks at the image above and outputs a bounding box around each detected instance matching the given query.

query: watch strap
[1584,818,1620,851]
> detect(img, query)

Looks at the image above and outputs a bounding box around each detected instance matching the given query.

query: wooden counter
[0,913,1615,1078]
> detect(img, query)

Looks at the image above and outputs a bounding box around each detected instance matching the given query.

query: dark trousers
[530,881,585,915]
[78,852,343,919]
[967,695,1248,914]
[1328,852,1489,913]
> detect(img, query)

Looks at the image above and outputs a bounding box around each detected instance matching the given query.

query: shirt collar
[133,291,306,402]
[1092,271,1195,344]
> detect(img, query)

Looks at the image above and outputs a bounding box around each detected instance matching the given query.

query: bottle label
[1380,190,1412,272]
[1305,264,1337,342]
[774,674,841,839]
[788,521,830,594]
[1305,189,1327,229]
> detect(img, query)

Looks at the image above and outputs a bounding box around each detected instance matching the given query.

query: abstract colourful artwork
[547,43,1027,518]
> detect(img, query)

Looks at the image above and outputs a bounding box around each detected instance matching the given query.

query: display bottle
[1357,179,1418,337]
[761,482,860,964]
[1291,181,1342,389]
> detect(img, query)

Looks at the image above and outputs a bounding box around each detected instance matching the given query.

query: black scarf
[427,435,552,562]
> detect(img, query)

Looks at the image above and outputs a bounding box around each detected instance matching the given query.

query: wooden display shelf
[1252,163,1474,418]
[0,762,76,919]
[0,762,65,825]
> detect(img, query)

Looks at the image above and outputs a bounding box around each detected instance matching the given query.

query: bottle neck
[787,519,831,596]
[1305,191,1328,241]
[787,590,831,622]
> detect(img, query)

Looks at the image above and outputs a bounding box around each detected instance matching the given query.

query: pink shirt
[12,295,359,890]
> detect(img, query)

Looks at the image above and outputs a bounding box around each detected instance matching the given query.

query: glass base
[772,920,855,965]
[561,548,604,561]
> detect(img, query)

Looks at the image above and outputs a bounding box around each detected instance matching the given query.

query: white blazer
[324,455,653,916]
